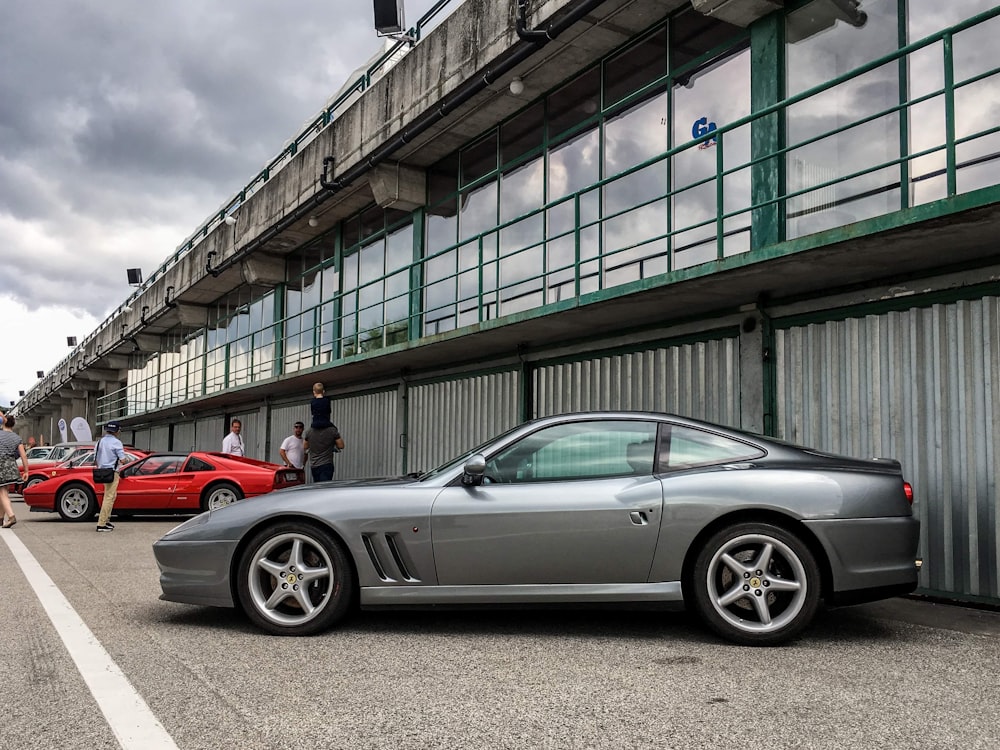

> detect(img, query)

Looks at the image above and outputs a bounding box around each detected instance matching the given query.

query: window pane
[501,157,544,224]
[604,26,667,107]
[461,132,498,186]
[501,102,544,164]
[665,424,762,469]
[459,179,498,241]
[548,68,601,138]
[486,420,658,482]
[604,91,669,178]
[670,9,742,71]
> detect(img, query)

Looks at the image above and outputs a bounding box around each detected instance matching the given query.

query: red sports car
[23,452,306,522]
[22,448,150,491]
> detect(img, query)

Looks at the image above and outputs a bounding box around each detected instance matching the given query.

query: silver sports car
[153,412,920,645]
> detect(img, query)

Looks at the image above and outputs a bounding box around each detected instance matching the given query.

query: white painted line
[1,530,179,750]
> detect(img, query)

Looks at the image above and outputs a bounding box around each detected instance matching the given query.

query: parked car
[153,412,920,646]
[29,448,151,484]
[25,446,55,461]
[23,452,305,521]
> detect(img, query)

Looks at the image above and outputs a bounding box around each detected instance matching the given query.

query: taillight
[903,481,914,505]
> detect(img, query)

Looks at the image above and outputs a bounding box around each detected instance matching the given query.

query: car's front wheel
[690,522,821,646]
[200,481,243,511]
[56,484,97,522]
[24,475,46,491]
[236,522,354,636]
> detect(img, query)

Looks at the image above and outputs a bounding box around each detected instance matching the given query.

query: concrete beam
[241,253,286,287]
[691,0,783,27]
[370,162,427,212]
[176,302,209,328]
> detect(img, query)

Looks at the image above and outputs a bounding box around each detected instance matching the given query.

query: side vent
[362,534,392,582]
[386,534,419,582]
[362,533,421,583]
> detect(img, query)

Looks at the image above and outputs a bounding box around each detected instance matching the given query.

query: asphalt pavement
[2,494,999,750]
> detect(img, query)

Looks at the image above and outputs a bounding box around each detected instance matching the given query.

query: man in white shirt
[222,419,245,456]
[279,422,306,469]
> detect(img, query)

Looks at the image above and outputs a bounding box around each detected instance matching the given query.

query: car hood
[285,475,420,490]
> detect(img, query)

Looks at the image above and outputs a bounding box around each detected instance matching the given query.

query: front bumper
[153,539,239,608]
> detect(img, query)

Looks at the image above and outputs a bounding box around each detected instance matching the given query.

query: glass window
[501,102,544,164]
[670,8,742,71]
[548,68,601,139]
[663,424,762,470]
[604,26,667,108]
[785,0,900,238]
[672,45,751,266]
[461,133,497,187]
[485,420,659,483]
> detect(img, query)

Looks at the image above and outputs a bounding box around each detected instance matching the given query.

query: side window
[184,456,214,472]
[486,420,658,483]
[664,425,763,469]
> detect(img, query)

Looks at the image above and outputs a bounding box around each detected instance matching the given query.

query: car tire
[236,521,354,636]
[24,475,46,491]
[56,484,98,522]
[200,481,243,511]
[690,522,821,646]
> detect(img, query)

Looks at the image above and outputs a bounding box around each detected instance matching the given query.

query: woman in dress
[1,414,30,528]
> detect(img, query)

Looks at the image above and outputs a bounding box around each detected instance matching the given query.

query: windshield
[417,422,527,481]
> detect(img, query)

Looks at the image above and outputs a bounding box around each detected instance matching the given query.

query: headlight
[162,512,211,538]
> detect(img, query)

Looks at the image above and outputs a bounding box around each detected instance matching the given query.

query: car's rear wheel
[691,522,820,646]
[56,484,97,522]
[236,521,354,636]
[201,481,243,511]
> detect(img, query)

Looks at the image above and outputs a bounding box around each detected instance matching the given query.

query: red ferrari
[22,452,306,522]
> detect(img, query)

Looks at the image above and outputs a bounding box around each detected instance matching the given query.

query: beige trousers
[97,473,120,526]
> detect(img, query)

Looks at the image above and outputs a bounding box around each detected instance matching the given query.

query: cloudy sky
[0,0,448,410]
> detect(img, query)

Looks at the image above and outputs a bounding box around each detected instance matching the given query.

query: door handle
[629,511,648,526]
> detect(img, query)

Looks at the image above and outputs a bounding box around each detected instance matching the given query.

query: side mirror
[461,454,487,486]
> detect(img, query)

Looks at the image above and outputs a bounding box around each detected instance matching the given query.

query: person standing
[303,422,344,483]
[279,421,306,469]
[94,420,126,533]
[1,414,30,528]
[222,418,245,456]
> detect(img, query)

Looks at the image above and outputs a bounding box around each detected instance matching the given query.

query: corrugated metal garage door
[406,370,521,475]
[195,415,225,453]
[173,422,196,452]
[533,337,741,427]
[130,428,150,451]
[149,425,170,452]
[330,389,400,479]
[774,298,1000,602]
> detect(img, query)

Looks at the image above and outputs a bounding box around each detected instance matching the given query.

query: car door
[114,455,187,510]
[431,419,663,585]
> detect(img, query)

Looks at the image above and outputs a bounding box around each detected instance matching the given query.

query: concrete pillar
[739,310,766,434]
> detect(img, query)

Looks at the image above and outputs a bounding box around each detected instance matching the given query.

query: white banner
[70,417,93,442]
[57,418,68,443]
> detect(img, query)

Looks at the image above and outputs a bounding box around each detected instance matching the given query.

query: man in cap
[95,420,126,532]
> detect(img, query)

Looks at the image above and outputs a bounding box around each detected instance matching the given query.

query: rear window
[185,456,214,472]
[664,425,763,469]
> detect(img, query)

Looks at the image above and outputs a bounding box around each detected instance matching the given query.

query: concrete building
[14,0,1000,605]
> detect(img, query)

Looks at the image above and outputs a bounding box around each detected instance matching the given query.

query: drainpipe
[210,0,609,277]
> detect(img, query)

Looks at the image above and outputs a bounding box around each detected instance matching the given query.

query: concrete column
[739,311,766,434]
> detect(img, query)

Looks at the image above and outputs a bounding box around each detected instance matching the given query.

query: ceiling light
[509,77,524,96]
[224,215,237,226]
[308,216,319,228]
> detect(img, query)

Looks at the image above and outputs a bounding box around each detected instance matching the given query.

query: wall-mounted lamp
[67,336,77,347]
[18,391,24,397]
[164,285,178,308]
[509,77,525,96]
[126,268,143,286]
[224,214,237,226]
[36,371,44,379]
[308,216,319,228]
